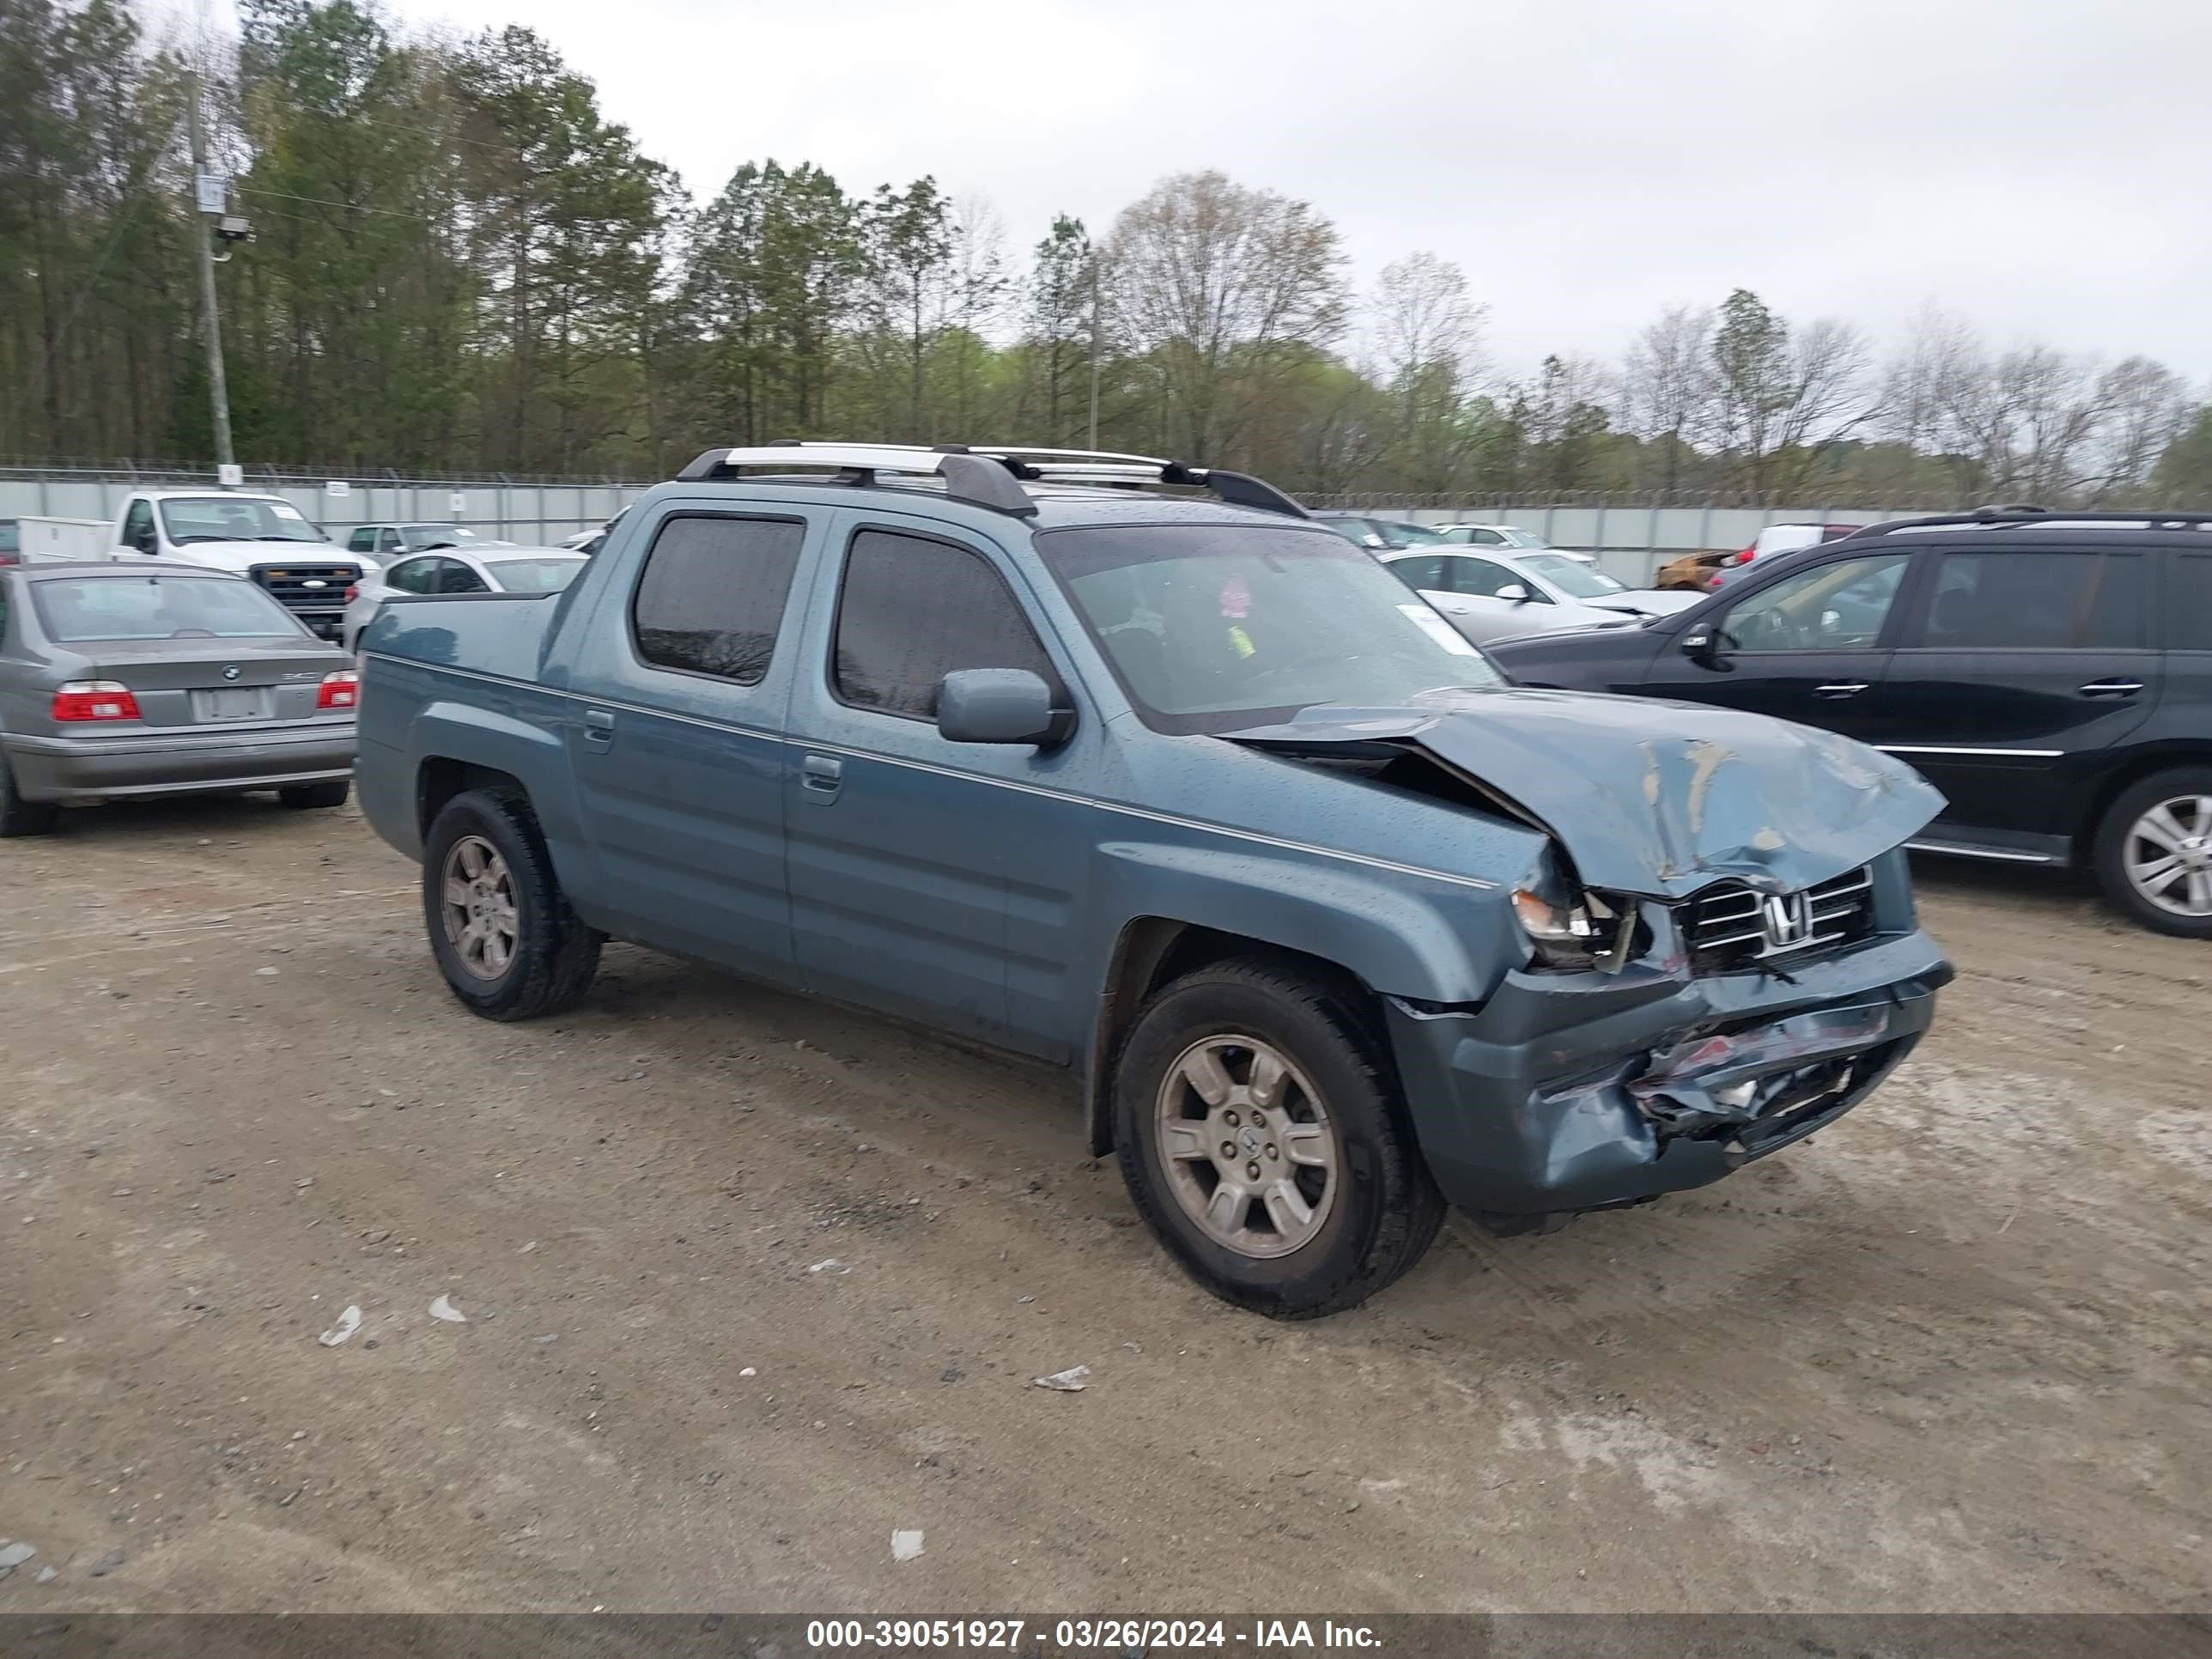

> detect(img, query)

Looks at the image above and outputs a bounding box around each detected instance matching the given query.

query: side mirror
[1497,583,1531,605]
[936,668,1071,747]
[134,529,158,555]
[1680,629,1722,663]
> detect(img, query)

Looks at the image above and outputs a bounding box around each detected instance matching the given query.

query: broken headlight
[1511,875,1636,972]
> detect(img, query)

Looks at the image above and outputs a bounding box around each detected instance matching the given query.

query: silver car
[342,546,587,653]
[1379,546,1703,645]
[0,563,357,835]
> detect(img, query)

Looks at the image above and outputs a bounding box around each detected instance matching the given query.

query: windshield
[401,525,478,551]
[486,558,584,594]
[1496,527,1550,548]
[1380,521,1446,544]
[159,496,323,545]
[34,575,305,641]
[1036,524,1503,736]
[1520,552,1626,598]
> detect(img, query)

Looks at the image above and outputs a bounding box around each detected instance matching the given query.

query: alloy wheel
[441,835,519,979]
[1154,1035,1339,1259]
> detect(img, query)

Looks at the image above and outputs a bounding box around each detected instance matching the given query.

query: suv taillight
[317,670,359,710]
[53,680,142,722]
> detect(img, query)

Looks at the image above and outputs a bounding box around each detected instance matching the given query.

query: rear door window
[434,559,489,594]
[1911,551,2145,648]
[1387,556,1448,592]
[384,557,435,594]
[831,529,1058,721]
[2167,553,2212,650]
[630,514,805,685]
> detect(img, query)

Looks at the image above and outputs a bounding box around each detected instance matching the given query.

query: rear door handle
[582,708,615,749]
[2076,679,2144,698]
[800,753,843,799]
[1814,682,1869,699]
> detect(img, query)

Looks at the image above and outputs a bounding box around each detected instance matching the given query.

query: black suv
[1487,510,2212,937]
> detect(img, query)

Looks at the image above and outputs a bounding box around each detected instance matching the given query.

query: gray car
[0,562,358,836]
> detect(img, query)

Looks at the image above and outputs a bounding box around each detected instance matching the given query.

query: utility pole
[185,70,236,471]
[1086,252,1102,452]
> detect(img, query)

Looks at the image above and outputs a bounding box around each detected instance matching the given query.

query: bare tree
[1620,303,1713,493]
[1366,251,1486,493]
[1103,170,1347,460]
[1703,289,1872,501]
[2086,356,2193,500]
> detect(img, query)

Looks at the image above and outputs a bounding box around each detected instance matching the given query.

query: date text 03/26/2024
[805,1619,1383,1650]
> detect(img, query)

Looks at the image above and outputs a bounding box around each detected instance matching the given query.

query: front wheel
[1113,959,1445,1318]
[2094,769,2212,938]
[422,787,602,1018]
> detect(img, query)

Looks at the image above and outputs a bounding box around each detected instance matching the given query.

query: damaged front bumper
[1382,927,1954,1218]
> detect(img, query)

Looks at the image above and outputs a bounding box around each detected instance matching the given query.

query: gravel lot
[2,797,2205,1613]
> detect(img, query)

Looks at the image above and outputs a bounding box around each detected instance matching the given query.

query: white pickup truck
[103,490,363,639]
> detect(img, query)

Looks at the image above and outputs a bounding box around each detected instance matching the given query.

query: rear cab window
[630,514,805,686]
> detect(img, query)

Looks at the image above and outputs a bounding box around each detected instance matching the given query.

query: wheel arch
[2072,744,2212,860]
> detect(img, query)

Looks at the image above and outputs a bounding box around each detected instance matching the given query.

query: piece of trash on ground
[0,1543,36,1569]
[317,1305,362,1346]
[738,1366,757,1376]
[806,1257,848,1274]
[890,1528,925,1563]
[1032,1364,1091,1392]
[428,1294,469,1323]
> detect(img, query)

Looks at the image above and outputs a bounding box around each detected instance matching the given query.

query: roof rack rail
[1838,507,2212,539]
[670,441,1311,520]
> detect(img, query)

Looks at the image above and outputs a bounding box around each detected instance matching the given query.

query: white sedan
[1378,545,1702,646]
[343,546,587,653]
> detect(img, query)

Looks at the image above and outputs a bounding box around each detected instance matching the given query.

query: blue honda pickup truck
[355,443,1951,1316]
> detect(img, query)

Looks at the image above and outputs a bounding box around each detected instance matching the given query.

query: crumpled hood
[1221,686,1943,900]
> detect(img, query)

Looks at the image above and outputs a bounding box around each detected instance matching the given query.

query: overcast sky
[210,0,2212,381]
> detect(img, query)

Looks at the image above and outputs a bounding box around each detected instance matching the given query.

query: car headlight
[1511,878,1633,972]
[1511,884,1598,967]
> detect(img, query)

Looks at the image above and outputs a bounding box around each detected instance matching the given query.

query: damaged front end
[1224,688,1953,1221]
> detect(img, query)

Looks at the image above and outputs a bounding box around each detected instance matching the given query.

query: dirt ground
[2,795,2205,1615]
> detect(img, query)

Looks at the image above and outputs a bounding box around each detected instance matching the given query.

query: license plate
[194,688,270,722]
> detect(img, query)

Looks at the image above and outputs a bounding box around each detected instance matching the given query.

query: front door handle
[582,708,615,750]
[2077,679,2144,698]
[1814,682,1869,699]
[800,753,843,799]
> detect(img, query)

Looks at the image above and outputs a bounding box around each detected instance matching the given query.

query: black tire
[1113,958,1446,1319]
[0,750,59,837]
[278,780,351,810]
[2093,766,2212,939]
[421,787,602,1019]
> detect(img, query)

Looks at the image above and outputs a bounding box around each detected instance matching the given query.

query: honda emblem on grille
[1761,891,1812,950]
[222,665,241,682]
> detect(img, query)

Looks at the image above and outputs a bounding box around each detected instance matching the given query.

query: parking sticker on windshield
[1399,603,1480,655]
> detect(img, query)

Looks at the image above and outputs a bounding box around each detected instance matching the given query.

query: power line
[235,185,436,222]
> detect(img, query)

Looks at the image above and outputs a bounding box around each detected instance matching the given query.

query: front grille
[1681,866,1875,975]
[251,563,356,614]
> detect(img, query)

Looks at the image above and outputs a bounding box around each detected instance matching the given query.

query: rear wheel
[1113,959,1445,1318]
[278,780,351,810]
[0,751,58,837]
[2094,768,2212,938]
[422,787,601,1018]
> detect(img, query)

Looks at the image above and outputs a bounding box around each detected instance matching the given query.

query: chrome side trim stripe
[1879,744,2063,758]
[1905,840,2058,864]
